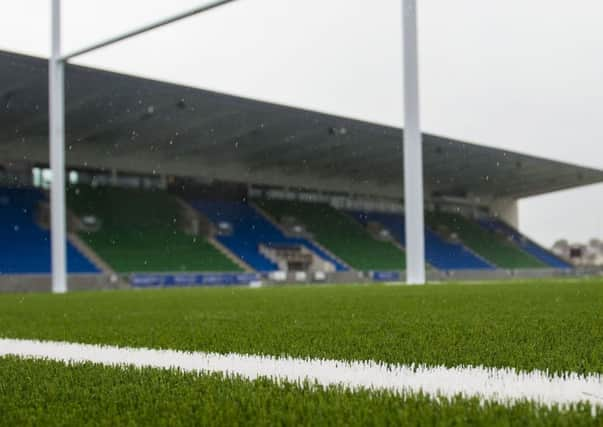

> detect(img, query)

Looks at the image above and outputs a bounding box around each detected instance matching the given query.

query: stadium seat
[478,219,572,269]
[256,200,406,271]
[189,200,347,273]
[67,186,242,273]
[426,211,546,269]
[0,187,99,274]
[348,210,493,270]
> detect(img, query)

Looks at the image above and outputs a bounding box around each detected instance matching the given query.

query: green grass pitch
[1,278,602,425]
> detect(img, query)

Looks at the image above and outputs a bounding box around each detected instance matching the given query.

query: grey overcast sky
[1,0,601,247]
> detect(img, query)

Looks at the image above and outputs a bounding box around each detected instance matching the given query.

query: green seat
[67,186,242,273]
[257,199,405,271]
[426,211,545,269]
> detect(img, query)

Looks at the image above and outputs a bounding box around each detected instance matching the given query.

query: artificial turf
[0,279,602,375]
[1,356,601,427]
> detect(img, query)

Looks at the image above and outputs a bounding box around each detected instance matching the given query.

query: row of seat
[478,218,571,268]
[67,186,243,273]
[348,210,493,270]
[257,199,406,271]
[0,186,571,274]
[191,200,346,272]
[0,187,99,274]
[425,211,546,269]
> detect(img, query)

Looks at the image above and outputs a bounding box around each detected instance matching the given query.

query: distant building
[552,239,603,266]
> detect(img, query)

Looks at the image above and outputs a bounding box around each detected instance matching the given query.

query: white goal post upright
[402,0,426,284]
[49,0,67,293]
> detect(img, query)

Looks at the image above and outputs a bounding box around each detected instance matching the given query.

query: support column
[50,0,67,293]
[490,198,519,228]
[402,0,426,284]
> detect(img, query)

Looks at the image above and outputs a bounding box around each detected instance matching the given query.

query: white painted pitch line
[1,338,602,409]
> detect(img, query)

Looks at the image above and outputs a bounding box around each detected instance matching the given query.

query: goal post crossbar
[59,0,238,62]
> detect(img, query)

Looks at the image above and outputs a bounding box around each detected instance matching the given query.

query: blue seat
[348,210,493,270]
[478,219,571,269]
[189,200,347,272]
[0,187,100,274]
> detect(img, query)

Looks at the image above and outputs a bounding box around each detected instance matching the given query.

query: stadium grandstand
[1,49,602,291]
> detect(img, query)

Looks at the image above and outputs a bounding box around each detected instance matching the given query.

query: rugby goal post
[48,0,426,293]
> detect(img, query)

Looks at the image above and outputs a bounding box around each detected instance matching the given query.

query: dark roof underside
[1,50,601,199]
